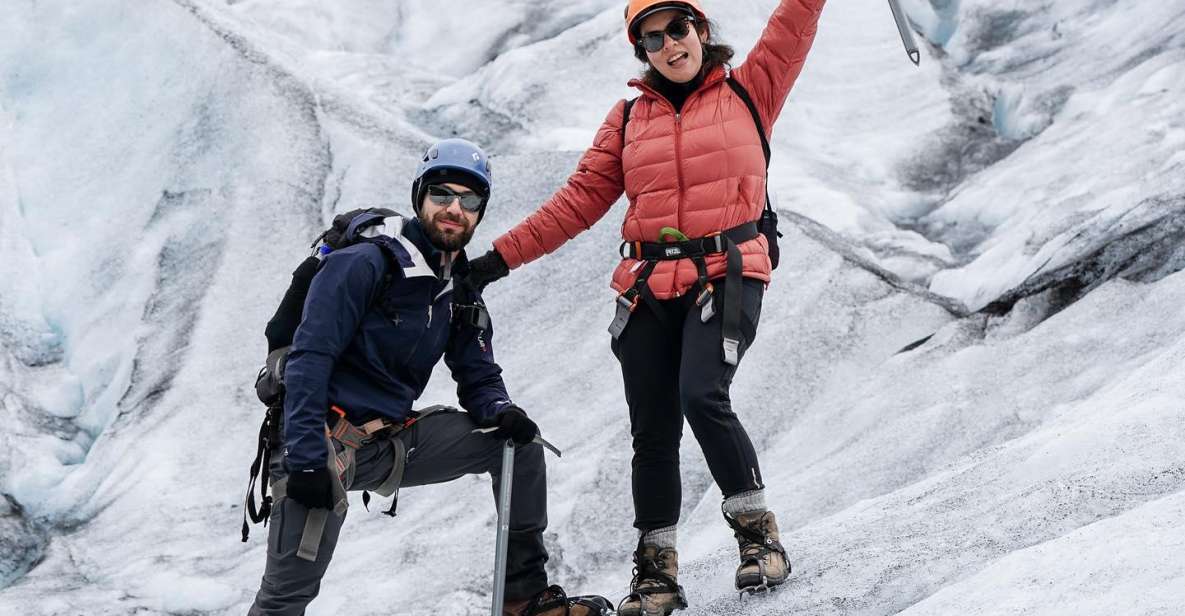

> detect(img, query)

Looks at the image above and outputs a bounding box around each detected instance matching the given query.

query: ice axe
[887,0,921,66]
[471,427,562,615]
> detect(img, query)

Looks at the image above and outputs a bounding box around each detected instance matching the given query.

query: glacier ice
[1,0,1183,614]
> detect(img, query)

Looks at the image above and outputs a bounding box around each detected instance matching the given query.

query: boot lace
[618,537,682,615]
[723,508,786,564]
[631,537,678,589]
[524,584,570,616]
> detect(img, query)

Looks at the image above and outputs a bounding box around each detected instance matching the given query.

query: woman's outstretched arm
[492,99,628,269]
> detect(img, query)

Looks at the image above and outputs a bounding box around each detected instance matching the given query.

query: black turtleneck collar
[652,72,705,112]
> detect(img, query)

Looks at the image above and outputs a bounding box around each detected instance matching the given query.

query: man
[249,138,610,616]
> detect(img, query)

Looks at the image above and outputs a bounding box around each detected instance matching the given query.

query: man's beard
[421,209,475,252]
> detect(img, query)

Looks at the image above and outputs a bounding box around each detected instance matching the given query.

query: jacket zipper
[428,279,454,329]
[630,71,726,297]
[634,77,722,236]
[669,91,713,298]
[674,111,685,237]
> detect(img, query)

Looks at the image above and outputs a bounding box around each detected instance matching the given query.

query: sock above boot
[639,525,677,550]
[723,489,767,516]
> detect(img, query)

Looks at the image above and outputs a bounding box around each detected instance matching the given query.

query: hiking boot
[617,542,688,616]
[503,585,613,616]
[725,509,790,593]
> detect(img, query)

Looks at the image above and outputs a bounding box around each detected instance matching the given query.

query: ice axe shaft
[491,440,514,616]
[887,0,921,65]
[478,428,562,615]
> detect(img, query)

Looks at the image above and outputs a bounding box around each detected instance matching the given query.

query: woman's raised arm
[731,0,828,135]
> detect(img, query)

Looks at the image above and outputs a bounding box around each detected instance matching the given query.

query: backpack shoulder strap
[360,240,401,294]
[344,208,398,241]
[313,214,412,318]
[725,77,771,169]
[621,97,638,143]
[356,216,436,280]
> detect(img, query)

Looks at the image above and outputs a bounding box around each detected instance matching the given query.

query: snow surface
[1,0,1183,614]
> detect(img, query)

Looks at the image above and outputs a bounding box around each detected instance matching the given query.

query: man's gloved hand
[465,249,511,292]
[490,406,538,446]
[286,467,335,510]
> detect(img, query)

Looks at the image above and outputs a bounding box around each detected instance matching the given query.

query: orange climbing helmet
[623,0,708,45]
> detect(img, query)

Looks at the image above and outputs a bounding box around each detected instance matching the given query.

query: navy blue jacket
[282,216,513,471]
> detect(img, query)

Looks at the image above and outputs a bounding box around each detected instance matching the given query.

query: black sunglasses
[426,185,485,212]
[637,16,695,54]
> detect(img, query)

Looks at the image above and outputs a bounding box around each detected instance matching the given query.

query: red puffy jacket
[493,0,827,299]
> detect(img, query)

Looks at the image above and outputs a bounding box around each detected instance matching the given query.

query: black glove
[465,249,511,292]
[490,406,538,446]
[286,467,335,510]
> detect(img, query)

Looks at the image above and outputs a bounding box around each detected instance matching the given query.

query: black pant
[250,411,548,614]
[612,277,765,531]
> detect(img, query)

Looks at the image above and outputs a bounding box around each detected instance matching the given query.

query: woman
[467,1,827,613]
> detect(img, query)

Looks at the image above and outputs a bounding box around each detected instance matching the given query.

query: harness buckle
[722,337,740,366]
[454,303,490,330]
[360,418,391,436]
[698,282,717,323]
[610,292,638,340]
[695,282,715,307]
[620,240,648,260]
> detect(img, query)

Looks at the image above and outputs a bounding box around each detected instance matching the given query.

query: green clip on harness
[658,227,689,242]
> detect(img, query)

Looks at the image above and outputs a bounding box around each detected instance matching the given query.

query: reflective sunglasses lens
[427,186,455,205]
[458,193,485,212]
[428,186,483,212]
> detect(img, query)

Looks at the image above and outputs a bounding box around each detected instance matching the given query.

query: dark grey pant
[249,411,548,615]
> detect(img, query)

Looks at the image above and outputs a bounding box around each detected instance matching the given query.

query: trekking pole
[887,0,921,65]
[491,439,515,616]
[474,428,563,615]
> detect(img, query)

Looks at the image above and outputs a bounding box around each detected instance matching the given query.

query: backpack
[241,208,488,541]
[621,76,783,269]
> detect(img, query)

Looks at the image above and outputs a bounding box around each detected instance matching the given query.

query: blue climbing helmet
[410,138,493,222]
